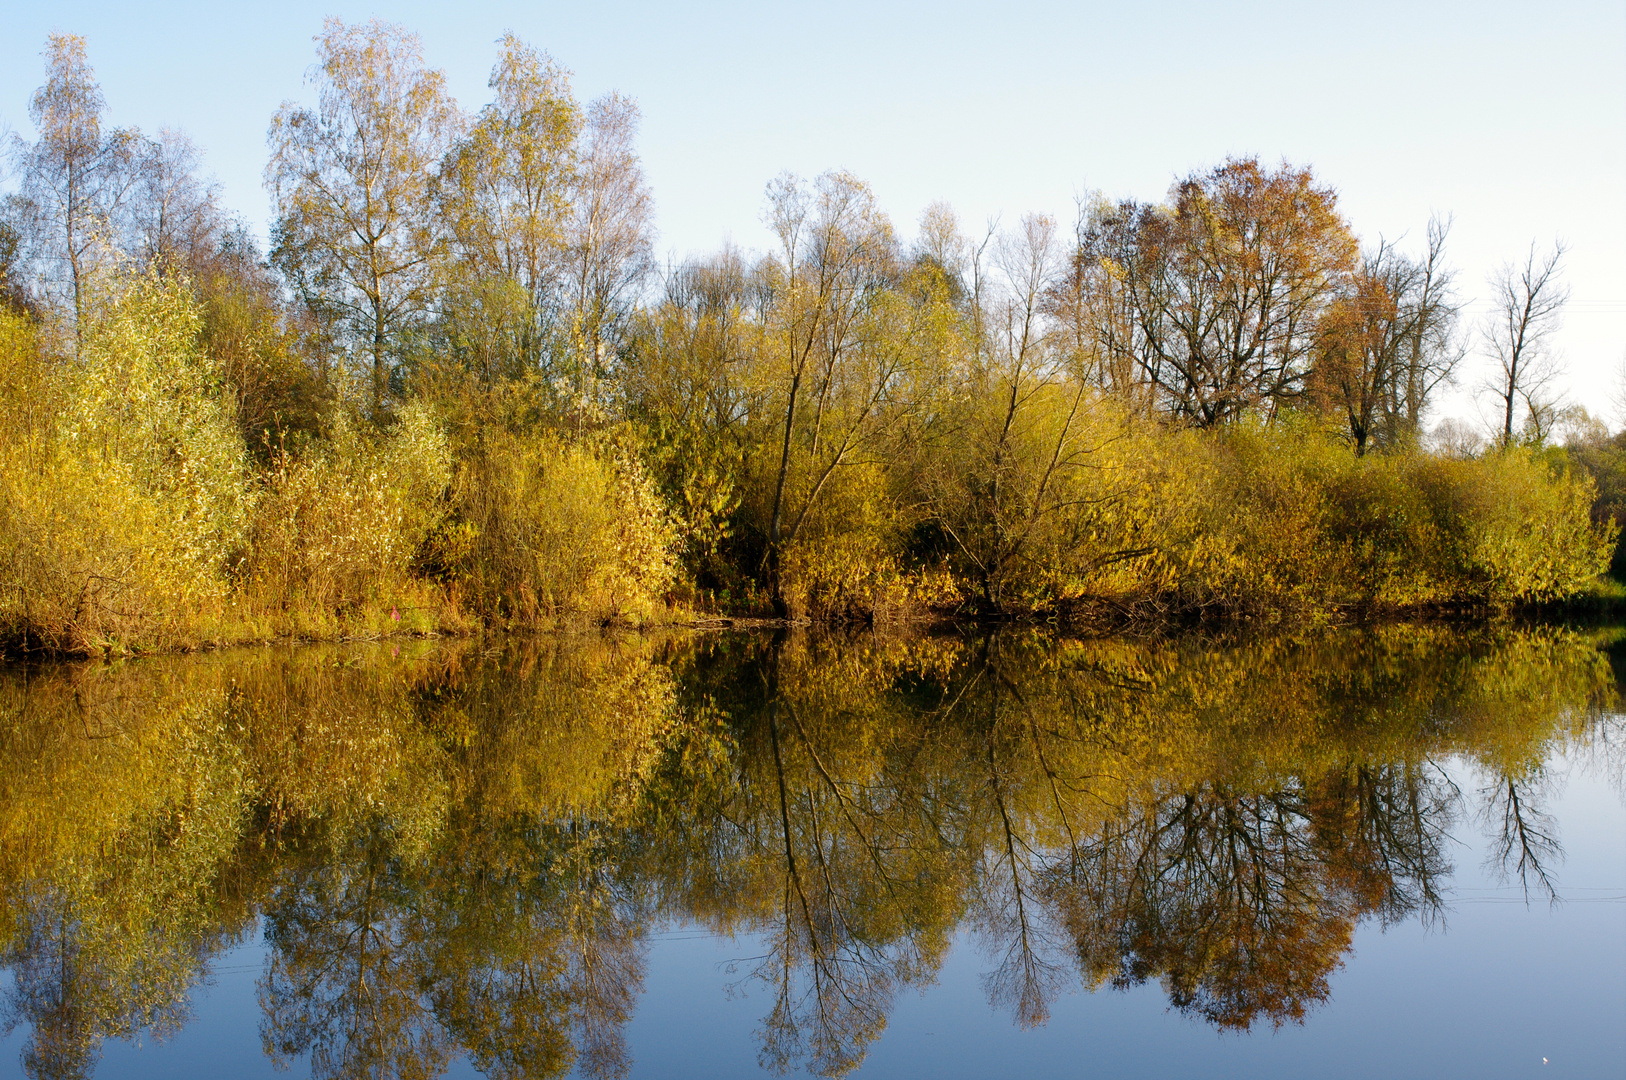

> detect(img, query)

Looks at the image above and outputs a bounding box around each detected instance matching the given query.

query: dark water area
[0,626,1621,1079]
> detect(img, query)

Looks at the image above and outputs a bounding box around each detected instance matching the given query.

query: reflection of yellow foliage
[0,626,1616,1077]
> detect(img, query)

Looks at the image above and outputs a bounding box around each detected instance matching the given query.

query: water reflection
[0,627,1618,1078]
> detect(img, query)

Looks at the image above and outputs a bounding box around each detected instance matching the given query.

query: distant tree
[267,17,461,414]
[192,224,328,458]
[1482,241,1568,448]
[9,34,145,342]
[127,128,225,277]
[1072,158,1358,426]
[0,215,36,317]
[563,93,655,392]
[1310,218,1462,455]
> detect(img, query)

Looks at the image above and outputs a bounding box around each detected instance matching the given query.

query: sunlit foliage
[0,25,1614,653]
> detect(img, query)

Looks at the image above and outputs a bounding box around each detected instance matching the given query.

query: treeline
[0,628,1616,1077]
[0,24,1616,652]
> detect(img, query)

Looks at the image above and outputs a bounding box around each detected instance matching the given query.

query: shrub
[446,431,677,625]
[0,272,252,652]
[240,402,451,623]
[956,413,1614,621]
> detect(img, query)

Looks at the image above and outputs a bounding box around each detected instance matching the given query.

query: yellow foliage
[0,272,253,652]
[447,430,678,625]
[240,401,451,622]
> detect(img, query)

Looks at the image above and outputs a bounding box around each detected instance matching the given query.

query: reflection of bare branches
[1576,709,1626,802]
[1321,762,1456,928]
[975,741,1068,1029]
[1481,770,1563,905]
[752,707,896,1078]
[1043,784,1362,1030]
[259,848,454,1080]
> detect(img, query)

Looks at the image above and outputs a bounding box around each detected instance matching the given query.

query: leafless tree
[128,129,224,276]
[564,93,655,390]
[1482,241,1568,447]
[1312,217,1463,455]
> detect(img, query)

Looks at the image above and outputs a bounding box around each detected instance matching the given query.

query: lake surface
[0,627,1621,1079]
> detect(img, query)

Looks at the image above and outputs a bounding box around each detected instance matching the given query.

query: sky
[3,0,1623,431]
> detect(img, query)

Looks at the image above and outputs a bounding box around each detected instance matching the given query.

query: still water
[0,627,1621,1079]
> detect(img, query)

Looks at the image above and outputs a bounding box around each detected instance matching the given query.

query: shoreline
[5,588,1623,664]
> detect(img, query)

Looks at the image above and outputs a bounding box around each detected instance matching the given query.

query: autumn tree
[756,171,898,610]
[1482,241,1568,448]
[0,218,34,317]
[1073,158,1357,426]
[192,225,327,457]
[437,34,580,386]
[1050,195,1146,407]
[622,248,765,580]
[924,213,1112,606]
[8,34,145,342]
[267,17,460,413]
[126,129,226,276]
[1310,218,1462,455]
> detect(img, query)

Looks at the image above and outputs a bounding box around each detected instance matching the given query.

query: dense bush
[239,401,451,628]
[846,400,1614,622]
[1564,433,1626,579]
[966,415,1615,619]
[0,274,252,651]
[445,431,677,625]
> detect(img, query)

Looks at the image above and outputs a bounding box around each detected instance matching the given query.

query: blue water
[8,751,1619,1080]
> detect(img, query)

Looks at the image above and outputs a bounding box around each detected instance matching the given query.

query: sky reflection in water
[0,627,1622,1079]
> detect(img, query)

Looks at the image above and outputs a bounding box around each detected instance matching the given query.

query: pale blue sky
[3,0,1622,427]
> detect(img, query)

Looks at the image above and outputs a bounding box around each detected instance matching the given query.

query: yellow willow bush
[0,274,252,652]
[976,414,1613,619]
[774,458,955,621]
[1147,419,1352,616]
[1415,450,1614,603]
[780,531,958,623]
[444,431,678,624]
[1147,425,1615,614]
[240,402,451,623]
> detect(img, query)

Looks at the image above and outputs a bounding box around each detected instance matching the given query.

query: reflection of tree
[1481,768,1562,904]
[1045,782,1386,1029]
[259,831,452,1080]
[748,691,961,1078]
[0,624,1618,1079]
[638,641,970,1078]
[972,675,1069,1030]
[258,814,650,1080]
[425,819,646,1080]
[1313,763,1453,926]
[2,886,193,1080]
[0,673,252,1080]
